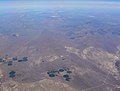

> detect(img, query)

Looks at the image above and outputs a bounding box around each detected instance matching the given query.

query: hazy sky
[0,0,120,11]
[0,0,119,1]
[0,0,120,3]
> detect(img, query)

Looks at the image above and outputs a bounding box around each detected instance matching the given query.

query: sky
[0,0,120,11]
[0,0,120,2]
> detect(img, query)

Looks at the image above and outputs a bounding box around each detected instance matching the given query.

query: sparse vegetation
[47,67,72,81]
[9,71,16,78]
[59,69,64,72]
[67,71,72,74]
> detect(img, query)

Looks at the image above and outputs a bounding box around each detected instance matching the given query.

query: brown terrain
[0,10,120,91]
